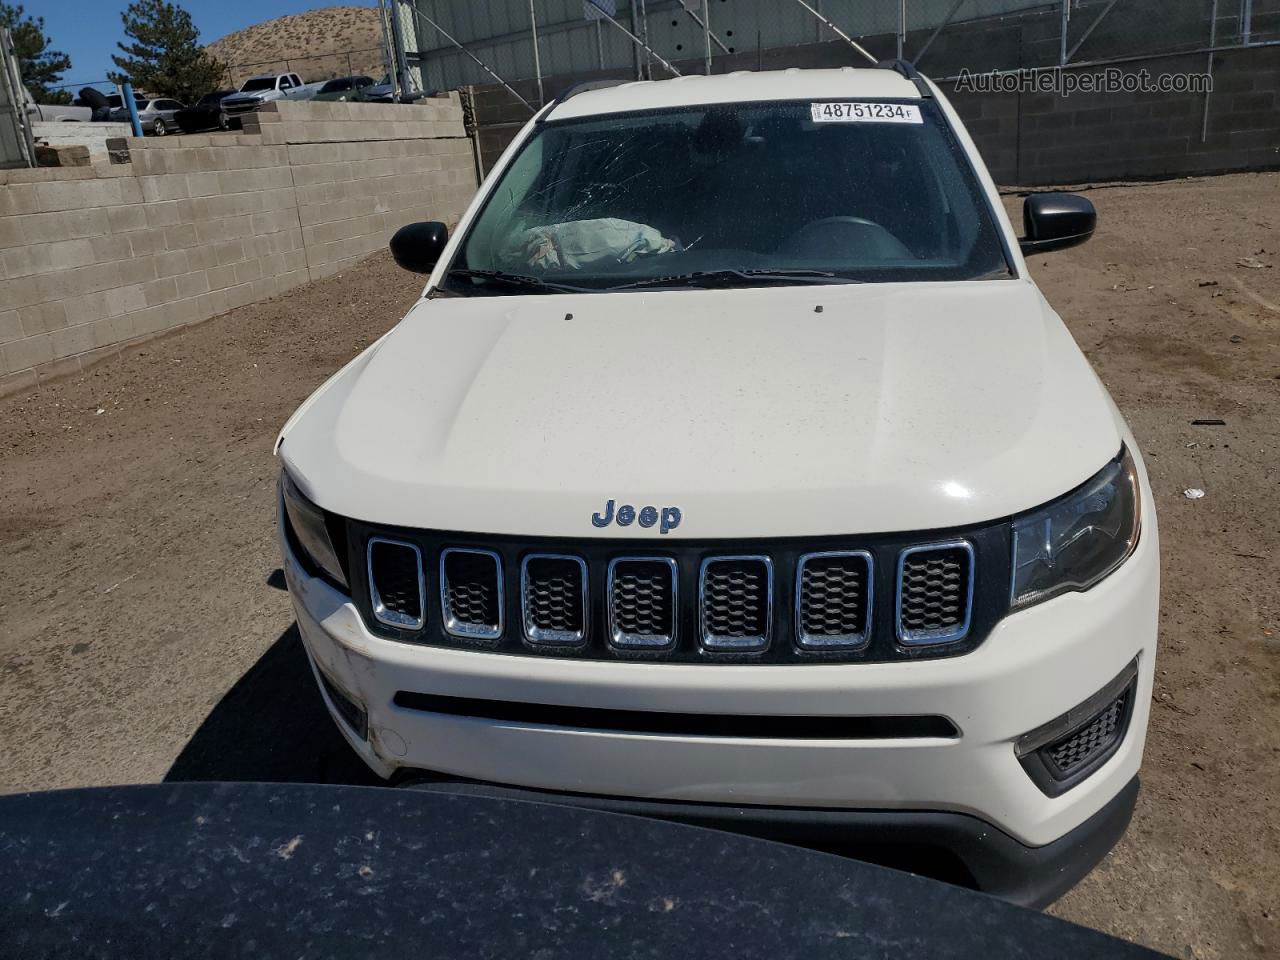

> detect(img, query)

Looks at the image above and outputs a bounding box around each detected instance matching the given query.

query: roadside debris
[1235,256,1268,269]
[1184,488,1206,499]
[1190,418,1226,425]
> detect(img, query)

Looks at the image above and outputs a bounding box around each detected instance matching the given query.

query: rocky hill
[206,6,388,87]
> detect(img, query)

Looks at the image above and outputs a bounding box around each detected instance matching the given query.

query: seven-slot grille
[608,558,678,648]
[522,554,588,645]
[699,557,773,651]
[896,542,974,646]
[367,538,425,630]
[441,548,503,639]
[796,551,872,649]
[358,534,985,661]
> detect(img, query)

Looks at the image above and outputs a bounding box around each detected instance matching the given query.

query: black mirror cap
[1020,193,1096,255]
[390,221,449,274]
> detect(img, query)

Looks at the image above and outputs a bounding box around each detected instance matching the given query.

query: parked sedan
[108,97,185,136]
[312,76,375,102]
[174,90,237,133]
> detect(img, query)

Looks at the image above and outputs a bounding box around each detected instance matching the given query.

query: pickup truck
[220,73,322,120]
[22,85,91,122]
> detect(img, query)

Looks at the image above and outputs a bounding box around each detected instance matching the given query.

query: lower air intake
[441,548,503,640]
[1046,687,1131,778]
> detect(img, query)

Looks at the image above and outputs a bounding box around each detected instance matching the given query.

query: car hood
[279,281,1123,538]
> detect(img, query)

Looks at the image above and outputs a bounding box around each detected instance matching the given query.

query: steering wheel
[776,216,913,261]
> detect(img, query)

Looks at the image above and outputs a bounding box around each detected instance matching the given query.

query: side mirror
[1019,193,1096,255]
[389,221,449,274]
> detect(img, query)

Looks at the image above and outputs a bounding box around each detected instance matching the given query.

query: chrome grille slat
[521,554,588,646]
[796,550,872,649]
[366,537,425,630]
[895,541,974,646]
[440,548,503,640]
[699,556,772,652]
[608,557,677,649]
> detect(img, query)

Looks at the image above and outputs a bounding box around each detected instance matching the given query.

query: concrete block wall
[244,99,474,279]
[0,97,476,397]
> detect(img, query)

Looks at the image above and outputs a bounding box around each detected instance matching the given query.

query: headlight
[1010,447,1141,610]
[280,469,348,589]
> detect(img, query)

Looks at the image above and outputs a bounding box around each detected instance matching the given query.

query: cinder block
[0,367,39,396]
[187,171,222,197]
[19,300,68,336]
[3,332,54,373]
[0,309,21,344]
[91,313,134,348]
[64,290,111,327]
[144,200,182,228]
[233,258,263,285]
[175,270,210,299]
[213,239,246,266]
[151,249,187,278]
[106,204,148,234]
[0,183,42,217]
[105,284,146,317]
[206,263,236,290]
[142,276,179,307]
[50,322,96,360]
[162,224,198,251]
[129,228,168,257]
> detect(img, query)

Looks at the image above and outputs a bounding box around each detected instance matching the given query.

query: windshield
[446,99,1011,295]
[241,78,275,92]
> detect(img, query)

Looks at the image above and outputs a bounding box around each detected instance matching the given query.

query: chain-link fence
[391,0,1276,103]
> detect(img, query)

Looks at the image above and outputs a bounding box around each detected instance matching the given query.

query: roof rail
[539,77,635,121]
[876,58,933,99]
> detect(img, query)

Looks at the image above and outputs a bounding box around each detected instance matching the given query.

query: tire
[152,118,166,137]
[217,112,229,131]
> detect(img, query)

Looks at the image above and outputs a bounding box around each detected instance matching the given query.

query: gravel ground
[1,172,1276,957]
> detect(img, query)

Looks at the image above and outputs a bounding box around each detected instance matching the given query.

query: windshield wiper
[608,268,849,291]
[444,269,592,294]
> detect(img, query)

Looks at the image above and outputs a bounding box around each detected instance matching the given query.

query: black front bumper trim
[399,774,1139,909]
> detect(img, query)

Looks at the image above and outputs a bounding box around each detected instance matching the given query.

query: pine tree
[1,3,72,104]
[109,0,226,103]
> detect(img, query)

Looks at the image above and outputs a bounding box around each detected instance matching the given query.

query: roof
[547,67,922,121]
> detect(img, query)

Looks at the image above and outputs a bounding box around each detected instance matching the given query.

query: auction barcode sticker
[810,102,923,124]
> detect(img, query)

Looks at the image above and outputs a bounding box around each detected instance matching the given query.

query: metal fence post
[528,0,544,106]
[703,0,712,74]
[898,0,906,60]
[1060,0,1070,66]
[1240,0,1253,44]
[122,83,144,138]
[1202,0,1220,141]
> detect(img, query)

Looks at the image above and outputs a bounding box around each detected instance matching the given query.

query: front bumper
[282,498,1157,895]
[402,774,1139,909]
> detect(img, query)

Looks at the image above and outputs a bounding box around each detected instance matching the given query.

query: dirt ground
[1,171,1277,957]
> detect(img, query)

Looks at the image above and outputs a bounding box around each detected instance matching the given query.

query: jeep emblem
[591,499,681,535]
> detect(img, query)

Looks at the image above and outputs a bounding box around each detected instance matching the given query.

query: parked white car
[107,97,184,136]
[220,73,322,120]
[275,65,1158,908]
[21,85,91,122]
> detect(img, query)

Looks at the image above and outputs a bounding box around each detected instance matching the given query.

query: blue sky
[37,0,360,91]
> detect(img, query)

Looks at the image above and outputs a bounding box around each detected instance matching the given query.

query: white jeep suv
[276,64,1158,907]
